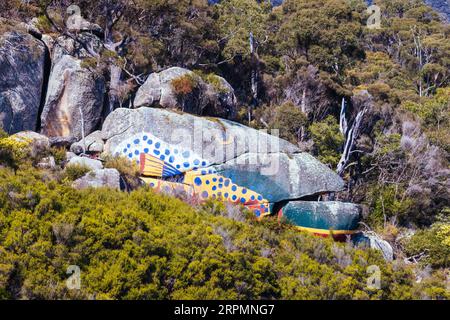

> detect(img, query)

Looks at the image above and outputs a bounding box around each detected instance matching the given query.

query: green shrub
[104,155,142,190]
[404,209,450,268]
[309,116,345,168]
[63,164,91,181]
[0,165,444,300]
[270,102,307,144]
[0,133,31,170]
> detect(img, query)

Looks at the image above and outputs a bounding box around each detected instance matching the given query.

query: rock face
[40,55,105,140]
[72,168,121,190]
[52,33,103,63]
[0,29,47,134]
[99,106,358,237]
[354,232,394,261]
[134,67,237,118]
[102,107,298,165]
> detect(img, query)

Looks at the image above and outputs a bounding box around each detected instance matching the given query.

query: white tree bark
[337,108,366,175]
[339,97,348,136]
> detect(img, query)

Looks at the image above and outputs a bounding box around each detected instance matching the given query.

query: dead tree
[249,32,259,123]
[337,107,367,175]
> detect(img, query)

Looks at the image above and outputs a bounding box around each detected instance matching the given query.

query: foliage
[63,164,91,181]
[171,74,198,96]
[309,116,345,168]
[103,155,141,190]
[268,102,308,144]
[404,209,450,268]
[0,164,448,300]
[0,133,31,171]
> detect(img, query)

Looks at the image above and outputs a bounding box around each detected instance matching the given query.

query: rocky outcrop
[52,33,103,63]
[0,28,47,134]
[40,55,105,140]
[10,131,50,149]
[94,105,357,238]
[70,130,104,154]
[134,67,237,118]
[72,168,121,190]
[102,107,298,165]
[68,155,103,171]
[354,232,394,261]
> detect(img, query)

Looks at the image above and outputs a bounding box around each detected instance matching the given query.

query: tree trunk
[337,108,366,175]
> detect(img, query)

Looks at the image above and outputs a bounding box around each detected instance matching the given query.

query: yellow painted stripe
[294,226,357,235]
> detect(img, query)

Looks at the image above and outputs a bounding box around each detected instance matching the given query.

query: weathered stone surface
[65,151,77,161]
[49,136,77,149]
[67,156,103,171]
[0,28,46,134]
[102,107,299,165]
[278,201,361,232]
[37,156,56,169]
[354,232,394,261]
[72,168,121,190]
[52,33,103,63]
[70,130,104,154]
[214,153,345,202]
[40,55,105,140]
[10,131,50,149]
[134,67,237,118]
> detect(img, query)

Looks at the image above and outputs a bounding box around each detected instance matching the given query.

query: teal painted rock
[278,201,361,238]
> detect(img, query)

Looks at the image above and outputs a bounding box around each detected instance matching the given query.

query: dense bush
[0,164,448,300]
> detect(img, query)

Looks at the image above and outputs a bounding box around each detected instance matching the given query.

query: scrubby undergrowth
[0,164,448,300]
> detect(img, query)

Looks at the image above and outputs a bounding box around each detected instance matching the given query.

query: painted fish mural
[114,132,359,238]
[115,133,271,217]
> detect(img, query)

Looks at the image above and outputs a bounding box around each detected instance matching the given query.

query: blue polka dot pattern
[115,133,212,174]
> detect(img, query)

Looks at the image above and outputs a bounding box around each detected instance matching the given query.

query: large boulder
[72,168,121,190]
[134,67,237,118]
[40,55,105,140]
[214,152,345,202]
[0,26,47,134]
[102,107,298,166]
[278,201,361,237]
[101,107,345,203]
[10,131,50,149]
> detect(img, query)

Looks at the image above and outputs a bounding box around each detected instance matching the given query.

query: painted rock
[102,107,298,165]
[277,201,361,240]
[214,152,344,203]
